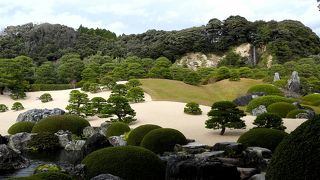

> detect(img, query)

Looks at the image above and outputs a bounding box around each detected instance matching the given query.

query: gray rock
[288,71,300,93]
[0,144,29,170]
[233,92,265,106]
[8,132,33,153]
[296,113,309,119]
[61,163,86,179]
[65,140,86,151]
[83,126,99,138]
[252,105,267,116]
[174,142,210,154]
[273,72,280,82]
[194,151,224,159]
[237,167,260,180]
[99,122,112,135]
[212,142,243,152]
[243,147,272,171]
[54,130,72,148]
[292,102,303,109]
[81,133,111,156]
[249,173,265,180]
[90,174,122,180]
[16,108,65,123]
[108,136,127,147]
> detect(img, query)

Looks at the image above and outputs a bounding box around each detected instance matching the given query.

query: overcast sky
[0,0,319,36]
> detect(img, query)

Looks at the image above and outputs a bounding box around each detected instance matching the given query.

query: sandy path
[0,90,306,145]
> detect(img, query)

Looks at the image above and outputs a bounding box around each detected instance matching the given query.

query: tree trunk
[220,127,226,135]
[0,87,4,95]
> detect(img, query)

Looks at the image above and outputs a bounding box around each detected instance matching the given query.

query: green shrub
[81,82,91,92]
[215,66,230,81]
[301,93,320,106]
[0,104,9,112]
[237,128,288,151]
[183,71,202,85]
[8,121,35,134]
[286,109,307,118]
[127,124,162,146]
[32,115,90,135]
[28,132,60,151]
[184,102,202,115]
[246,95,295,112]
[229,69,240,81]
[30,84,74,91]
[10,91,26,100]
[239,67,253,78]
[141,128,187,154]
[11,102,24,111]
[39,93,53,103]
[267,102,297,118]
[253,113,286,130]
[126,79,142,88]
[247,84,283,96]
[273,79,288,89]
[34,164,62,174]
[105,122,130,137]
[126,87,145,103]
[8,172,72,180]
[89,83,99,93]
[82,146,165,180]
[266,117,320,180]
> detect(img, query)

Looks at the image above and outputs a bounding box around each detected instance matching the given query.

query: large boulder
[243,147,272,171]
[8,132,33,152]
[65,140,86,151]
[287,71,300,93]
[90,174,122,180]
[83,126,99,138]
[54,130,72,148]
[16,108,65,123]
[81,133,110,156]
[0,144,29,170]
[252,105,267,116]
[233,93,265,106]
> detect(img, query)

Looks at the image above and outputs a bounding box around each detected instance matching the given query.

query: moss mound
[267,102,297,118]
[237,128,288,151]
[246,95,294,112]
[141,128,187,154]
[301,93,320,106]
[7,172,72,180]
[266,117,320,180]
[8,121,35,135]
[286,109,307,118]
[105,122,130,137]
[82,146,165,180]
[127,124,162,146]
[28,132,60,151]
[247,84,283,96]
[184,102,202,115]
[32,115,90,135]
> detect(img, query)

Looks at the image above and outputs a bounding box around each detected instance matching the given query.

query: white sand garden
[0,89,306,145]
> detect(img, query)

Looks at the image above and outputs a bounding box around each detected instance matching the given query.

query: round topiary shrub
[237,128,288,151]
[11,102,24,111]
[82,146,165,180]
[301,93,320,106]
[267,102,297,118]
[39,93,53,103]
[253,113,286,130]
[247,84,283,96]
[141,128,187,154]
[286,109,307,118]
[266,117,320,180]
[105,122,130,137]
[184,102,202,115]
[28,132,60,151]
[127,124,162,146]
[8,172,72,180]
[0,104,8,112]
[246,95,294,112]
[8,121,35,135]
[32,115,90,135]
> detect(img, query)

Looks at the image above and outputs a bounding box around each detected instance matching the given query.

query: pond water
[0,150,83,179]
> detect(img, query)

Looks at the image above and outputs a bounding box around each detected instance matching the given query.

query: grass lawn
[140,78,263,106]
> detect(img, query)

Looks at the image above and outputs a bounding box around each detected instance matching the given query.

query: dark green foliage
[219,51,244,67]
[127,124,162,146]
[286,109,307,118]
[253,113,286,130]
[8,121,35,134]
[89,83,99,93]
[111,84,127,97]
[183,71,202,85]
[31,115,90,135]
[11,102,24,111]
[247,84,283,96]
[266,117,320,179]
[126,87,145,103]
[229,69,240,81]
[57,54,85,83]
[0,104,8,112]
[246,95,294,112]
[78,25,117,40]
[267,102,297,118]
[141,128,187,154]
[28,132,60,151]
[10,91,26,100]
[81,82,91,92]
[29,84,74,91]
[82,146,165,180]
[35,62,57,84]
[215,66,230,81]
[237,128,288,151]
[126,79,142,89]
[65,90,89,116]
[39,93,53,103]
[105,122,130,137]
[102,96,136,123]
[301,93,320,106]
[206,101,246,135]
[90,97,107,114]
[100,75,116,90]
[184,102,202,115]
[238,67,253,78]
[8,172,72,180]
[81,67,98,83]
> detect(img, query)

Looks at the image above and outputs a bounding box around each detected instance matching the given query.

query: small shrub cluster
[28,132,60,151]
[10,91,26,100]
[105,122,130,137]
[183,71,202,85]
[237,128,288,151]
[40,93,53,103]
[127,124,162,146]
[246,95,295,112]
[301,93,320,106]
[126,79,142,88]
[247,84,283,96]
[184,102,202,115]
[286,109,307,118]
[11,102,24,111]
[30,84,74,91]
[253,113,286,130]
[126,87,145,103]
[8,121,35,134]
[267,102,297,118]
[0,104,9,112]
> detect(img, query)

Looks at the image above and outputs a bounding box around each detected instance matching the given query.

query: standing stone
[252,105,267,116]
[0,144,29,170]
[8,132,33,153]
[288,71,300,93]
[273,72,280,82]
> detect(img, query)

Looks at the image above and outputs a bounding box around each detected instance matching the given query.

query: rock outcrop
[287,71,300,93]
[16,108,65,123]
[252,105,267,116]
[233,92,265,106]
[55,130,72,148]
[65,140,86,151]
[8,132,33,152]
[81,133,110,156]
[0,144,29,170]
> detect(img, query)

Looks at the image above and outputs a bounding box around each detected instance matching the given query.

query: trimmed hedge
[267,102,297,118]
[11,102,24,111]
[28,132,60,151]
[39,93,53,103]
[141,128,187,154]
[0,104,8,112]
[30,84,75,91]
[8,121,35,135]
[127,124,162,146]
[253,113,286,130]
[247,84,283,96]
[301,93,320,106]
[32,115,90,135]
[184,102,202,115]
[105,122,130,138]
[246,95,295,112]
[82,146,165,180]
[7,172,72,180]
[237,128,288,151]
[266,117,320,180]
[286,109,307,118]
